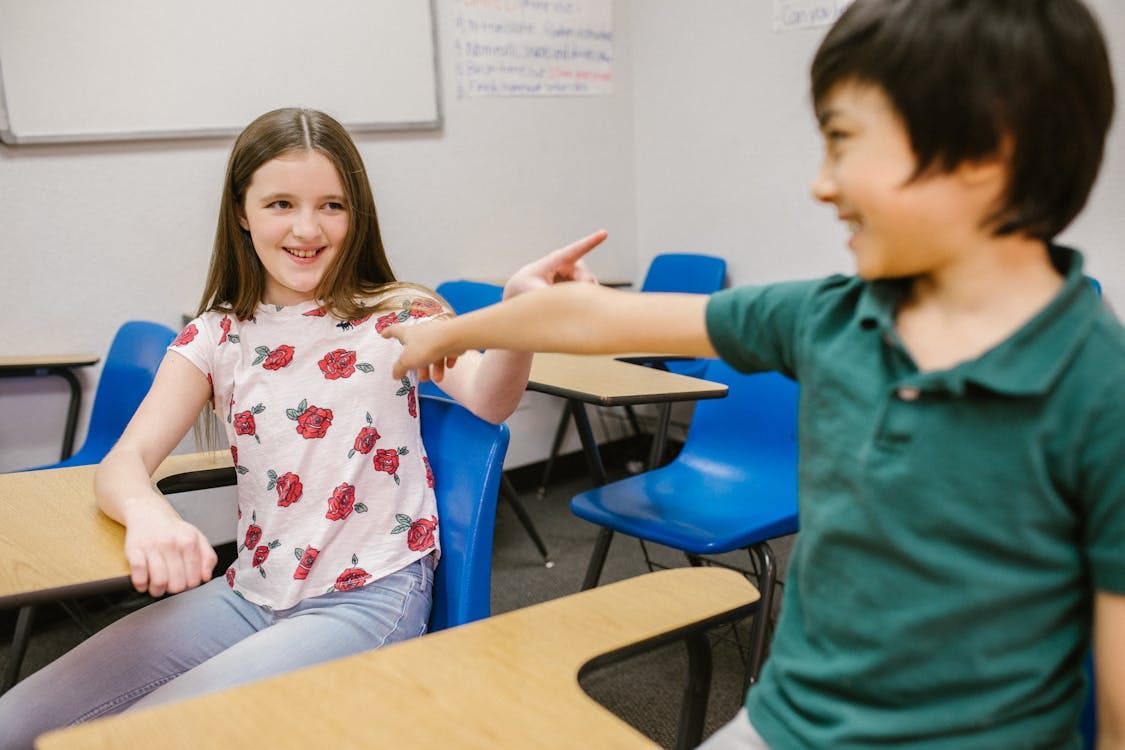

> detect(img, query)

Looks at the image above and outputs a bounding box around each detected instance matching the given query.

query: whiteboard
[0,0,440,144]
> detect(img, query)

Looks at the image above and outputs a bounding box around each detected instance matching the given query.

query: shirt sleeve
[167,314,218,380]
[1081,374,1125,593]
[704,278,825,378]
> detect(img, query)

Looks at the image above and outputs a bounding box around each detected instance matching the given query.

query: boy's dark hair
[811,0,1115,241]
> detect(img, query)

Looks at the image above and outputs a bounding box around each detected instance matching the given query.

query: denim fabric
[0,555,432,750]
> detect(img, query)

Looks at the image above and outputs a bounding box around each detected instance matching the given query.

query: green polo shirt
[705,246,1125,749]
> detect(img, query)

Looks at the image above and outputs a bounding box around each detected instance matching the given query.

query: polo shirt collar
[855,246,1100,396]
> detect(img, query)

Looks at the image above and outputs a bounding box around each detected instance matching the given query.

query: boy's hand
[384,230,608,380]
[502,230,607,298]
[384,318,467,382]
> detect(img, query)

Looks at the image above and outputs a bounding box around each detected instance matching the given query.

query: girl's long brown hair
[196,107,429,321]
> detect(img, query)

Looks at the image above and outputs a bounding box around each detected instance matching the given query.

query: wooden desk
[0,451,233,608]
[0,452,234,694]
[36,566,759,750]
[0,354,100,461]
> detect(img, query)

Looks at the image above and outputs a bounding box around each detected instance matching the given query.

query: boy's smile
[238,150,350,306]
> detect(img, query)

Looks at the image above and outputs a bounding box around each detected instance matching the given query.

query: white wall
[630,0,1125,299]
[3,0,1124,476]
[0,1,637,472]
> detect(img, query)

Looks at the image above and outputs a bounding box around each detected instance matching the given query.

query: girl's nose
[292,210,320,239]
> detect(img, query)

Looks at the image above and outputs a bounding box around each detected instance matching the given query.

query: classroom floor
[0,437,795,749]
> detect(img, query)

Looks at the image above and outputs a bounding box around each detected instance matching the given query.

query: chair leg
[581,527,615,590]
[499,475,553,567]
[1,605,36,695]
[676,632,713,750]
[536,407,573,498]
[744,542,778,690]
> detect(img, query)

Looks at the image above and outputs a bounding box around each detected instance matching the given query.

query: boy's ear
[957,135,1013,188]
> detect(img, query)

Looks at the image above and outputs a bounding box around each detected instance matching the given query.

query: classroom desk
[0,354,100,461]
[527,353,728,487]
[0,452,234,693]
[36,566,759,750]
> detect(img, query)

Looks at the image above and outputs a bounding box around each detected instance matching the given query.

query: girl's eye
[267,200,292,210]
[324,201,345,211]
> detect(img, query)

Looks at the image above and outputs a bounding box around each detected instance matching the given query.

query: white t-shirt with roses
[169,295,444,611]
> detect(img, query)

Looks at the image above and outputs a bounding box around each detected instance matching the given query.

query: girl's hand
[503,229,606,298]
[121,499,217,597]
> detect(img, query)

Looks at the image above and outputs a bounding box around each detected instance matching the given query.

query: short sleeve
[167,314,219,380]
[705,279,822,378]
[1081,377,1125,593]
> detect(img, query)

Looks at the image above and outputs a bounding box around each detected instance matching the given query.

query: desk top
[37,566,758,750]
[0,354,100,372]
[0,452,233,607]
[528,353,727,407]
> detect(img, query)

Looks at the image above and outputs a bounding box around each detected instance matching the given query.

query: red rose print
[319,349,357,380]
[374,312,400,333]
[373,449,400,476]
[262,345,295,370]
[352,426,381,455]
[232,411,256,436]
[406,516,438,552]
[287,400,333,439]
[409,297,443,318]
[326,482,357,521]
[218,316,232,345]
[423,456,434,489]
[252,545,271,567]
[407,388,417,418]
[171,323,198,347]
[230,445,238,464]
[273,472,303,507]
[293,546,320,580]
[242,523,262,551]
[334,567,370,592]
[225,567,236,587]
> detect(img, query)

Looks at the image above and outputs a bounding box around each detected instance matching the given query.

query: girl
[0,107,604,748]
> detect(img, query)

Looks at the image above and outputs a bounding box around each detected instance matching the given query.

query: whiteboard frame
[0,0,443,145]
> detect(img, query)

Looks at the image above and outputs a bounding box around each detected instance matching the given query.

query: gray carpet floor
[0,445,795,748]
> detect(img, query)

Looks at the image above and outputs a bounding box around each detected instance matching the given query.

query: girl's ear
[237,206,250,232]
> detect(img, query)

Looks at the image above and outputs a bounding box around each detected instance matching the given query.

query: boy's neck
[894,234,1064,372]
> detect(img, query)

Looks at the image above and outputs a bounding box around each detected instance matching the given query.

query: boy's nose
[811,161,837,204]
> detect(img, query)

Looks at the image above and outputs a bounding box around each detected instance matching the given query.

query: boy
[387,1,1123,747]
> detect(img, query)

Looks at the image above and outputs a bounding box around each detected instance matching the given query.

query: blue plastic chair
[536,253,729,495]
[421,281,552,566]
[420,395,510,630]
[29,320,177,470]
[570,360,799,686]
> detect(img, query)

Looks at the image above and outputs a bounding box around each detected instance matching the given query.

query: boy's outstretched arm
[386,281,717,381]
[1095,590,1125,749]
[425,230,605,423]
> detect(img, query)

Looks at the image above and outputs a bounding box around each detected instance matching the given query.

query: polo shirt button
[897,386,921,401]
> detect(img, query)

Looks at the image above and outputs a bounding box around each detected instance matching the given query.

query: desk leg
[55,367,84,461]
[647,403,673,470]
[676,632,713,750]
[1,605,36,694]
[568,400,608,487]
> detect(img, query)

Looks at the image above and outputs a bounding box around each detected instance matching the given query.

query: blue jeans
[0,555,433,750]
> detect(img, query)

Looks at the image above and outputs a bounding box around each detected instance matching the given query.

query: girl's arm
[386,281,718,383]
[94,351,217,597]
[1095,590,1125,749]
[423,230,605,424]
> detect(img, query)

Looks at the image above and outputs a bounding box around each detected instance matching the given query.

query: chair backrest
[52,320,177,468]
[640,253,727,295]
[420,394,510,631]
[678,359,799,477]
[434,279,504,315]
